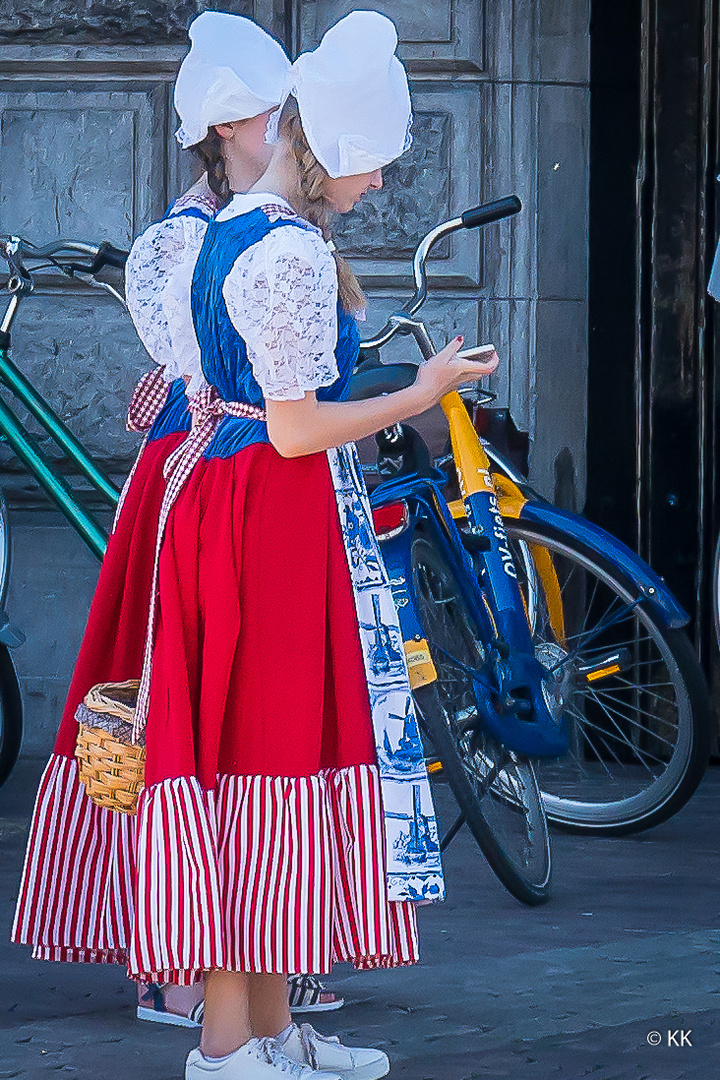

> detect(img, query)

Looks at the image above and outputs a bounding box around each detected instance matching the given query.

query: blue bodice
[190,208,360,459]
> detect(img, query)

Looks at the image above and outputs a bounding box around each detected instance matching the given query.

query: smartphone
[456,344,496,361]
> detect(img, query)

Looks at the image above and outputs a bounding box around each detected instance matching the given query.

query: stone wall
[0,1,253,44]
[0,0,590,755]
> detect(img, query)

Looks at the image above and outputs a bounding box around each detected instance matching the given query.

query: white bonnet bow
[174,11,291,149]
[275,10,412,179]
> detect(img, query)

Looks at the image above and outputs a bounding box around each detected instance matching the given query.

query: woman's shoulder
[166,176,222,222]
[218,194,334,274]
[127,211,208,288]
[260,219,335,271]
[127,179,219,276]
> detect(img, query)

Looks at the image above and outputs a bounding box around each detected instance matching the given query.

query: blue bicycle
[350,198,712,904]
[0,208,711,907]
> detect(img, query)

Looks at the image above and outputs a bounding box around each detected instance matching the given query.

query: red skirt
[13,440,419,981]
[54,433,185,756]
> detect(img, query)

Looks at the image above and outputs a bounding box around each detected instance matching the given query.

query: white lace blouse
[219,193,340,401]
[125,178,219,395]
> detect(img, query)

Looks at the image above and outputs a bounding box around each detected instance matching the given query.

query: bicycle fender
[519,501,690,629]
[371,472,471,555]
[372,470,537,646]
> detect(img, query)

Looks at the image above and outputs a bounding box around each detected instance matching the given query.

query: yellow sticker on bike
[403,639,437,688]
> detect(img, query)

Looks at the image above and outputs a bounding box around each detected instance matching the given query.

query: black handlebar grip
[460,196,522,230]
[91,241,130,273]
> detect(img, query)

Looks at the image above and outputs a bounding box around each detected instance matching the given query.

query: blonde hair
[279,98,366,315]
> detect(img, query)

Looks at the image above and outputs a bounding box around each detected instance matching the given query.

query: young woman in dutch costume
[32,14,335,1024]
[57,13,289,787]
[136,11,340,1023]
[13,12,499,1080]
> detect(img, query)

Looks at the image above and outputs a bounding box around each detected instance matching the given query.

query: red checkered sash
[132,384,267,740]
[111,369,176,533]
[126,368,172,433]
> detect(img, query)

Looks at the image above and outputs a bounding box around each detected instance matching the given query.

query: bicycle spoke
[576,726,626,772]
[585,691,677,756]
[573,633,655,653]
[578,716,666,772]
[589,689,679,742]
[608,675,676,704]
[505,520,707,829]
[547,601,644,671]
[558,703,618,774]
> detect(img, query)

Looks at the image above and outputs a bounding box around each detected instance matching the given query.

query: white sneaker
[278,1024,390,1080]
[186,1036,343,1080]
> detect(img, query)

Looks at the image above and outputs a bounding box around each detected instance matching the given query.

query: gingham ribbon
[127,368,172,434]
[132,385,267,741]
[112,369,175,533]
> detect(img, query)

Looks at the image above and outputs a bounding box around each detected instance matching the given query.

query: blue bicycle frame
[366,405,689,761]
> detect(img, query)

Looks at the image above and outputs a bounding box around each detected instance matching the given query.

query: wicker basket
[74,679,145,814]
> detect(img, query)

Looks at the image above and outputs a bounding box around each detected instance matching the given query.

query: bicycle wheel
[713,531,720,654]
[506,518,713,834]
[0,643,23,788]
[410,531,551,905]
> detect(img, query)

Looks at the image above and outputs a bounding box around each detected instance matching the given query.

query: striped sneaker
[137,982,205,1028]
[138,977,343,1029]
[288,975,344,1015]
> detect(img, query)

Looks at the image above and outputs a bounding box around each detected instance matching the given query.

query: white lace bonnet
[174,12,291,150]
[273,10,412,179]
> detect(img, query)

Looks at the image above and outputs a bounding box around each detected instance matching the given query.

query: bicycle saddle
[347,361,418,401]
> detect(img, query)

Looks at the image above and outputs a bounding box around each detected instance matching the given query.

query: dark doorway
[587,0,719,687]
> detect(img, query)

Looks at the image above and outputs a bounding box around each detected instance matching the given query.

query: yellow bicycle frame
[440,390,566,647]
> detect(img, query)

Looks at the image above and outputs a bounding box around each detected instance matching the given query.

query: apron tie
[112,369,175,531]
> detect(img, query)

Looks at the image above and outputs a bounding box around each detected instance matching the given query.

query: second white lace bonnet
[174,12,291,149]
[287,10,412,179]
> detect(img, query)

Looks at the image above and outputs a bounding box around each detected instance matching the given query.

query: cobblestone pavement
[1,756,718,1080]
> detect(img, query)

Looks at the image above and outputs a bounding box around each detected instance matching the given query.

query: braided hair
[280,99,366,315]
[190,128,232,208]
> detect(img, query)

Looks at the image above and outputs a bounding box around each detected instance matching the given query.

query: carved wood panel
[296,0,485,73]
[0,86,164,246]
[0,1,259,45]
[337,84,484,287]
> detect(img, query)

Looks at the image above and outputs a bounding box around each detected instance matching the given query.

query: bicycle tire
[410,532,551,905]
[0,643,22,788]
[713,530,720,654]
[505,518,713,834]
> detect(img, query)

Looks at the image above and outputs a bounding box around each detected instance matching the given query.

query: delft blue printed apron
[327,443,445,903]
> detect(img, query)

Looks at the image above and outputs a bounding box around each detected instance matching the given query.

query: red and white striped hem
[13,755,418,984]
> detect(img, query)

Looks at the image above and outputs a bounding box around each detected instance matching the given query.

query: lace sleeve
[125,215,209,391]
[222,227,340,401]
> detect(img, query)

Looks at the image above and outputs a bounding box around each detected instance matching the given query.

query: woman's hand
[265,336,500,458]
[413,336,500,411]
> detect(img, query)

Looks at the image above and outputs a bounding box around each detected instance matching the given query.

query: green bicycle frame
[0,321,118,561]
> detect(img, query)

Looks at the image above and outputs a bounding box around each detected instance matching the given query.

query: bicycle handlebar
[360,195,522,352]
[0,236,129,281]
[460,196,521,230]
[89,242,129,272]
